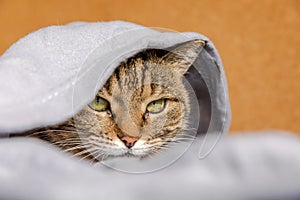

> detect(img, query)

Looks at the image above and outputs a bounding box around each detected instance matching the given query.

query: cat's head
[74,40,205,160]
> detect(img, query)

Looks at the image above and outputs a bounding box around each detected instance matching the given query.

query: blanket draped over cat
[0,21,231,137]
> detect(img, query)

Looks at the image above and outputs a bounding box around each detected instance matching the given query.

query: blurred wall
[0,0,299,133]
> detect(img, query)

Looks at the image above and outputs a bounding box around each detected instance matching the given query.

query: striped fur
[19,40,205,162]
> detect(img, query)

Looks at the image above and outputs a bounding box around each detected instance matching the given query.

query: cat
[12,39,206,162]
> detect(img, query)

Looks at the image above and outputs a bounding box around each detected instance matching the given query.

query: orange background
[0,0,299,133]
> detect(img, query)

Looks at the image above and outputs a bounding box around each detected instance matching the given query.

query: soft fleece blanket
[1,131,300,200]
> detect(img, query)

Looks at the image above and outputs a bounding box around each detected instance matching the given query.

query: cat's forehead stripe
[101,59,151,96]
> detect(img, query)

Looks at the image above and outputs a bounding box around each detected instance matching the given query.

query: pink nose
[119,136,138,148]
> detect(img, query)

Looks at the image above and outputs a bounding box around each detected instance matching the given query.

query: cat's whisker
[27,129,79,137]
[174,136,196,141]
[54,141,83,146]
[63,144,92,153]
[175,137,195,141]
[93,150,109,161]
[57,144,88,152]
[180,133,197,137]
[79,151,97,161]
[56,142,83,149]
[89,156,101,164]
[84,140,121,150]
[52,138,83,144]
[88,150,105,163]
[52,139,87,148]
[174,135,196,141]
[72,147,96,158]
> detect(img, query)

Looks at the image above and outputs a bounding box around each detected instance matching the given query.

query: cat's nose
[119,136,138,148]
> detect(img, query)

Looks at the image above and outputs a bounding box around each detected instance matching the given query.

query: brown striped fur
[15,40,205,162]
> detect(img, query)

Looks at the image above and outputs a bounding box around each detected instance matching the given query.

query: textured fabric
[0,131,300,200]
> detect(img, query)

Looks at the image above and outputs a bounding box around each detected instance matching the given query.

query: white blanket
[1,131,300,200]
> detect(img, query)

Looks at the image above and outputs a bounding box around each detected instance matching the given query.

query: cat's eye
[146,99,166,113]
[88,96,109,111]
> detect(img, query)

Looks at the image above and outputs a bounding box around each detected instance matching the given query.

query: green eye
[146,99,165,113]
[89,96,109,111]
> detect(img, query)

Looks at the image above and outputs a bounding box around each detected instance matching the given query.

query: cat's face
[73,40,204,160]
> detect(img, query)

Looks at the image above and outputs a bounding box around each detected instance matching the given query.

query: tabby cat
[14,39,205,162]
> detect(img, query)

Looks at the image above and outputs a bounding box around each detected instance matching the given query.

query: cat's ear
[161,39,206,75]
